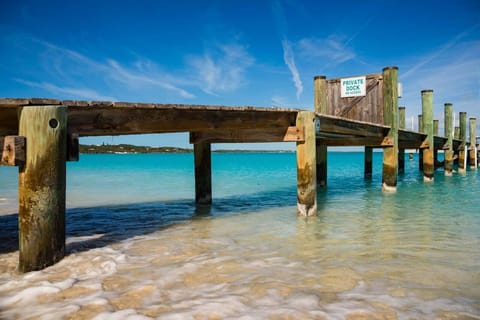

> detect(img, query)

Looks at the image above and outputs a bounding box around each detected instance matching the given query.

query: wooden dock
[1,66,478,272]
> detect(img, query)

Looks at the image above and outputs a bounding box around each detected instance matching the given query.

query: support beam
[418,114,424,171]
[381,66,399,192]
[444,103,453,176]
[398,106,406,174]
[422,90,434,181]
[314,75,328,188]
[18,106,67,272]
[458,112,467,172]
[364,147,373,179]
[1,136,26,166]
[194,142,212,205]
[296,111,317,216]
[469,118,477,169]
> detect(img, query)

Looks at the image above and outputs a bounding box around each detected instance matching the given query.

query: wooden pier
[1,66,478,272]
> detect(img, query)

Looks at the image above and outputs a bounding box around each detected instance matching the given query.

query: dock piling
[381,67,399,191]
[194,142,212,205]
[398,106,406,174]
[296,111,317,216]
[469,118,477,169]
[422,90,434,182]
[364,147,373,179]
[444,103,453,176]
[314,75,327,188]
[418,114,424,171]
[459,112,467,172]
[18,106,67,272]
[433,119,439,167]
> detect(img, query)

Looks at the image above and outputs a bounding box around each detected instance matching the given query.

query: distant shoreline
[79,144,294,154]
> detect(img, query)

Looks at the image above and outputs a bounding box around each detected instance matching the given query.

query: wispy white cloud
[187,43,254,95]
[282,39,303,99]
[402,24,480,79]
[400,39,480,120]
[272,0,303,100]
[15,79,116,101]
[4,35,197,100]
[107,60,195,98]
[271,95,290,106]
[297,35,356,67]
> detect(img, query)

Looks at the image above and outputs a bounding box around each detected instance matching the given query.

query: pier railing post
[381,66,399,192]
[422,90,434,181]
[296,111,317,216]
[194,142,212,204]
[444,103,454,176]
[469,117,477,169]
[398,106,406,174]
[418,114,423,171]
[314,75,327,188]
[459,112,467,172]
[18,105,67,272]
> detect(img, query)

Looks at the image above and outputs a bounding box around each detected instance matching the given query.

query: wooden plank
[326,74,384,124]
[316,114,390,138]
[1,136,26,166]
[67,108,298,136]
[189,126,304,144]
[18,106,67,272]
[0,100,300,137]
[317,136,390,147]
[337,78,380,117]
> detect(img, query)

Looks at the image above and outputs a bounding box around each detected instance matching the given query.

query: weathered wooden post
[454,127,460,140]
[314,75,327,188]
[398,106,406,174]
[296,111,317,216]
[418,114,424,171]
[381,66,399,191]
[469,117,477,169]
[433,119,439,167]
[444,103,454,176]
[364,147,373,179]
[422,90,434,182]
[18,105,67,272]
[194,142,212,204]
[459,112,467,172]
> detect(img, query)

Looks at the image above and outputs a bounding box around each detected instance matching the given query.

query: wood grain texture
[296,111,317,217]
[18,106,67,272]
[189,126,304,144]
[0,136,25,166]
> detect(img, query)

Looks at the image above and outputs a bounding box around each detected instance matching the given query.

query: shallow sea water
[0,152,479,319]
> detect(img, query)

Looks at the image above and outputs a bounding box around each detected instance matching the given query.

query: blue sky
[1,0,479,149]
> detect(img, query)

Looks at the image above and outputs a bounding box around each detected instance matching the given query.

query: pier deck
[1,67,477,272]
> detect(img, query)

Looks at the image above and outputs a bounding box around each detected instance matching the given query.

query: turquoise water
[0,151,479,319]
